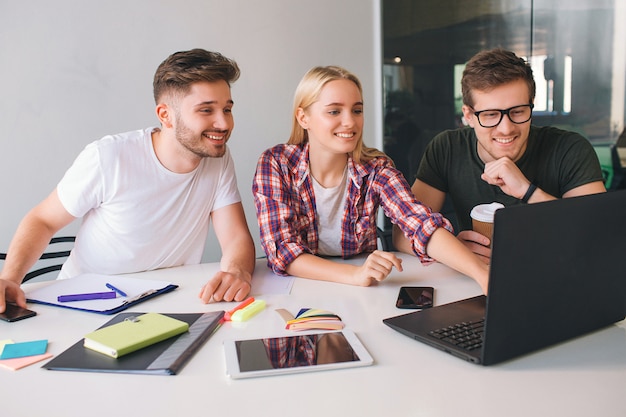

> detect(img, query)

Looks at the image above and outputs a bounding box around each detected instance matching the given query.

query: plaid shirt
[252,143,453,275]
[263,335,318,368]
[262,334,359,368]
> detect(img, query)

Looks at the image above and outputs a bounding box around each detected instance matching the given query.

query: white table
[2,254,625,417]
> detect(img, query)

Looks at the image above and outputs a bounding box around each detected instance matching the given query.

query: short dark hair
[461,48,535,108]
[153,49,240,103]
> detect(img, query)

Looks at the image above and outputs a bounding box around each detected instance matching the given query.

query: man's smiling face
[462,78,533,164]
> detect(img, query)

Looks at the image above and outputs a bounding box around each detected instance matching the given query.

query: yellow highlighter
[230,299,266,322]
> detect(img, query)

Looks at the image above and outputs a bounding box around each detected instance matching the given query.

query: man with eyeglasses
[393,48,605,263]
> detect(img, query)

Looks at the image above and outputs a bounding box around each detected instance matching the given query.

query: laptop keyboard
[428,319,485,351]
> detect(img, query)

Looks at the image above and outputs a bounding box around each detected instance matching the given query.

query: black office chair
[608,144,625,190]
[376,227,394,252]
[0,236,75,283]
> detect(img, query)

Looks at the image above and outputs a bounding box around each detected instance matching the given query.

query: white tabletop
[2,253,625,417]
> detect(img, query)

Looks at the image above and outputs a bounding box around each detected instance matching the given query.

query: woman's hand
[352,250,403,286]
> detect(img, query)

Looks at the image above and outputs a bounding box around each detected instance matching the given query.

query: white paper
[25,273,173,312]
[250,266,294,296]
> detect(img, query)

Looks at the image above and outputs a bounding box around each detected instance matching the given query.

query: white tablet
[223,330,374,379]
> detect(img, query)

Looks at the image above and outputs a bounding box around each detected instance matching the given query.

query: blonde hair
[288,66,387,164]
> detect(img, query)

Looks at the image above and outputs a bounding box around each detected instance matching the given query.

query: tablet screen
[224,330,373,378]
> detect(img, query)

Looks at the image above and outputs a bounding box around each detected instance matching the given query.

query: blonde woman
[253,66,489,293]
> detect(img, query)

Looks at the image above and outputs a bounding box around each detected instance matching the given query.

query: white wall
[0,0,382,262]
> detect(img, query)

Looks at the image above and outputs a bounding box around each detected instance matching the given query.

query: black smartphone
[395,286,434,309]
[0,304,37,322]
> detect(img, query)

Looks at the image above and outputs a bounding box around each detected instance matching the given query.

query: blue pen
[105,283,128,297]
[57,291,117,302]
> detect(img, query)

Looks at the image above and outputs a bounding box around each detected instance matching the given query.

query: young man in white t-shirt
[0,49,255,313]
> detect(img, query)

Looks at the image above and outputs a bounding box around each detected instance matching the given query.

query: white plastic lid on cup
[470,202,505,223]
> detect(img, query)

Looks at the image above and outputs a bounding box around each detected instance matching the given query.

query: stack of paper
[283,308,345,331]
[0,339,52,371]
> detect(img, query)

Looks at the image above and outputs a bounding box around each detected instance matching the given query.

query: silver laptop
[383,190,626,365]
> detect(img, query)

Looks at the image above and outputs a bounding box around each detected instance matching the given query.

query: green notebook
[83,313,189,358]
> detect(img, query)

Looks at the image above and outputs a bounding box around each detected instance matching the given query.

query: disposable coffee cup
[470,202,504,246]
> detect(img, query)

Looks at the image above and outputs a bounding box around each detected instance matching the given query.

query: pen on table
[106,283,128,297]
[57,291,117,302]
[223,296,255,321]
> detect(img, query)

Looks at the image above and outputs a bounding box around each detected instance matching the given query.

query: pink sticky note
[0,353,53,371]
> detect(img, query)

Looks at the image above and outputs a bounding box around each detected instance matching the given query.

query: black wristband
[521,182,537,203]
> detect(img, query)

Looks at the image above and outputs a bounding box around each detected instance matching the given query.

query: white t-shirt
[312,168,348,257]
[56,127,241,278]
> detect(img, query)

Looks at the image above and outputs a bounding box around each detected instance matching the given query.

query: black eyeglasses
[472,104,534,128]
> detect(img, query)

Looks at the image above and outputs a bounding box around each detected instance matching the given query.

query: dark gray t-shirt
[416,125,604,231]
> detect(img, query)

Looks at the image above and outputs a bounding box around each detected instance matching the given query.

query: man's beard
[175,117,227,158]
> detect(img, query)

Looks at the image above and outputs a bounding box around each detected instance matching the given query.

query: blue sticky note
[0,339,48,359]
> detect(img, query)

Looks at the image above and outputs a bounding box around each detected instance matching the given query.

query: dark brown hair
[153,49,240,103]
[461,48,535,108]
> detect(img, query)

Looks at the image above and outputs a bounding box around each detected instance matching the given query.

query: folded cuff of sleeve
[263,239,310,276]
[411,213,454,264]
